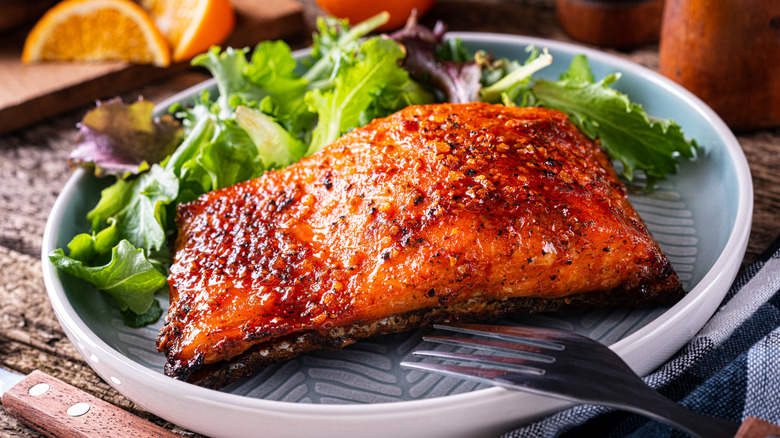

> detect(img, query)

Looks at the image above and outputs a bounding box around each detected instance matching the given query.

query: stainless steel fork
[401,323,741,438]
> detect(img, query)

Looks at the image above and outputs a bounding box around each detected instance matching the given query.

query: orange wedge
[21,0,171,67]
[141,0,235,63]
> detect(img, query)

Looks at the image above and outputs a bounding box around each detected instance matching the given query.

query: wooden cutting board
[0,0,304,135]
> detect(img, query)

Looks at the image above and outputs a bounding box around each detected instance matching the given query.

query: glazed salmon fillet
[158,103,684,387]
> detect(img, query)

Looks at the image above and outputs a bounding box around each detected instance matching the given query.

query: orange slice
[141,0,235,63]
[21,0,171,67]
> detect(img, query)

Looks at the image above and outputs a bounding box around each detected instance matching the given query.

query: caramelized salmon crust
[158,103,684,387]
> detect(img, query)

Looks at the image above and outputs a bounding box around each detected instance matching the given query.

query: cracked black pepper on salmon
[157,103,685,388]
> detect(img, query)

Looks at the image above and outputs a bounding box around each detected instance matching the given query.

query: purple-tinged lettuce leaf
[390,15,482,103]
[70,97,183,177]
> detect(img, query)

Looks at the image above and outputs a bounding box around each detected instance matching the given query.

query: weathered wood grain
[0,72,210,259]
[0,246,200,437]
[737,129,780,264]
[0,72,209,437]
[4,371,179,438]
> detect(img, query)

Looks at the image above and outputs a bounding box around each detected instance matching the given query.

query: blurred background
[1,1,779,437]
[3,0,777,135]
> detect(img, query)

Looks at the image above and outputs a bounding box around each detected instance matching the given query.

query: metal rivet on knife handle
[66,402,90,417]
[27,383,50,396]
[2,370,178,438]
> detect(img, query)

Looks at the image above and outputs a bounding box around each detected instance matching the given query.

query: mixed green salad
[49,13,698,327]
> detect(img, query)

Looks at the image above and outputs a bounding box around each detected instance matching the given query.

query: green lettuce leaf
[236,106,306,169]
[87,164,178,253]
[305,37,432,155]
[479,48,552,103]
[121,299,163,328]
[64,217,120,263]
[191,47,262,119]
[244,40,310,128]
[193,119,264,190]
[529,55,698,187]
[305,13,390,83]
[49,239,167,315]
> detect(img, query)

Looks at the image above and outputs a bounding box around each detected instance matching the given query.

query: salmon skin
[158,103,684,387]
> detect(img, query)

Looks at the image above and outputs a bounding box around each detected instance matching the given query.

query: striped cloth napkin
[504,234,780,438]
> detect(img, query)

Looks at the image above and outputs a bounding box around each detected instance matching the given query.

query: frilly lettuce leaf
[390,17,482,104]
[306,37,433,155]
[63,217,121,263]
[305,13,390,83]
[191,47,262,119]
[70,98,183,177]
[49,239,167,316]
[529,55,698,187]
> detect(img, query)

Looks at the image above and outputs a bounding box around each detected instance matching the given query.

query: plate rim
[40,30,753,432]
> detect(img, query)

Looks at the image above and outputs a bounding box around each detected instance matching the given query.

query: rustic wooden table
[2,1,779,436]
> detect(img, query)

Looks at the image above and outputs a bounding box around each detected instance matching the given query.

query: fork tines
[405,349,546,376]
[432,323,567,350]
[400,323,568,382]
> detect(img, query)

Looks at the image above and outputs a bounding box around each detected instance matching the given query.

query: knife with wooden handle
[1,367,178,438]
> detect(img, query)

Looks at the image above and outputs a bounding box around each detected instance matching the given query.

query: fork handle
[617,387,741,438]
[636,398,780,438]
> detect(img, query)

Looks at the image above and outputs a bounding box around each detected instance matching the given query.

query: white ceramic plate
[42,33,752,438]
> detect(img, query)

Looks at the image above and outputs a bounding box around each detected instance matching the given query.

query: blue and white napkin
[504,235,780,438]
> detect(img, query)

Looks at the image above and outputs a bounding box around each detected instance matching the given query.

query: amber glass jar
[659,0,780,130]
[556,0,664,48]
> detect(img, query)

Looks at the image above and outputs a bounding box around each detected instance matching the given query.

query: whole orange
[315,0,437,31]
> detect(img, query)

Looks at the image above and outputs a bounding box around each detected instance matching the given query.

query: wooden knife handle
[2,370,178,438]
[736,416,780,438]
